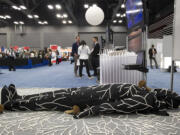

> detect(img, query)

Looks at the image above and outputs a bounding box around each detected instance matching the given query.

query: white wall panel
[174,0,180,60]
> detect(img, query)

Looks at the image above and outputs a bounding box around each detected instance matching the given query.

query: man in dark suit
[72,36,80,77]
[149,45,158,69]
[91,37,100,76]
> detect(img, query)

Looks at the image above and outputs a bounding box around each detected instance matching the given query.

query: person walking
[149,45,158,69]
[78,40,93,79]
[72,36,80,77]
[91,37,100,76]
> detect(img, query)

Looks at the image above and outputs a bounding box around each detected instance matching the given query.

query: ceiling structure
[0,0,175,27]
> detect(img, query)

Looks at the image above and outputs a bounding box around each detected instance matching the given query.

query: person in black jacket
[72,36,80,77]
[91,37,100,76]
[149,45,158,69]
[1,81,180,118]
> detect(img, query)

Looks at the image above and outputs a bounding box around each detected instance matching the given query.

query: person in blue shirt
[1,46,4,52]
[72,36,80,77]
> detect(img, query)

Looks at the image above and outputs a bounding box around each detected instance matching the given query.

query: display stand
[142,26,148,81]
[171,0,177,92]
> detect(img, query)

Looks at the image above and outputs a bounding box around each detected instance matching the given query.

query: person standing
[78,40,92,79]
[91,37,100,76]
[72,36,80,77]
[48,49,52,66]
[149,45,158,69]
[56,50,60,64]
[8,48,16,71]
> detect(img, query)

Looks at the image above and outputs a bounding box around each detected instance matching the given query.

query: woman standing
[78,40,92,79]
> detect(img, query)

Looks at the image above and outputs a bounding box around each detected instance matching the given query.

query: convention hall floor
[0,62,180,135]
[0,61,180,93]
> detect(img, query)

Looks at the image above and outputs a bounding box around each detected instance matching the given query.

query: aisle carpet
[0,88,180,135]
[0,62,180,134]
[147,68,180,94]
[0,62,97,88]
[0,61,180,93]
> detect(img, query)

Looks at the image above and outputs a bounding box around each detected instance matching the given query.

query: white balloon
[85,5,105,26]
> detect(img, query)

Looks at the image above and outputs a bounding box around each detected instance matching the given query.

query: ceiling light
[126,9,142,14]
[68,20,72,24]
[56,14,63,18]
[5,15,11,19]
[136,2,143,6]
[38,21,43,24]
[48,5,54,10]
[0,15,5,19]
[63,14,68,18]
[116,13,121,17]
[34,15,39,18]
[19,21,24,24]
[55,4,61,10]
[121,14,124,18]
[123,13,126,17]
[119,20,123,23]
[113,20,117,23]
[84,4,89,9]
[27,14,33,19]
[121,4,125,8]
[44,21,48,24]
[12,5,18,10]
[20,5,27,10]
[14,21,19,24]
[62,20,67,24]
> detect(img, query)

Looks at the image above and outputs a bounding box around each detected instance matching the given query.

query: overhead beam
[19,0,25,5]
[30,0,44,13]
[32,0,37,6]
[111,0,124,21]
[63,0,78,25]
[0,0,41,23]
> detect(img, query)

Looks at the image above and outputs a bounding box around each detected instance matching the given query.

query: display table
[0,58,49,69]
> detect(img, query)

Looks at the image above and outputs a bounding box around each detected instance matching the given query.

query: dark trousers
[91,57,99,76]
[8,57,16,71]
[79,59,91,77]
[56,58,59,64]
[48,57,52,66]
[74,55,79,76]
[150,57,158,68]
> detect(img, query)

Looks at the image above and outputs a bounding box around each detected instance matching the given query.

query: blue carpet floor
[0,62,180,94]
[0,62,97,88]
[147,68,180,94]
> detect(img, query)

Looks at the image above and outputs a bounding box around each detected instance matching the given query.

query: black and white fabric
[1,84,180,119]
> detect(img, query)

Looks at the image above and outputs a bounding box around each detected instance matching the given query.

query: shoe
[75,74,79,77]
[0,105,4,113]
[96,80,100,83]
[88,76,94,79]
